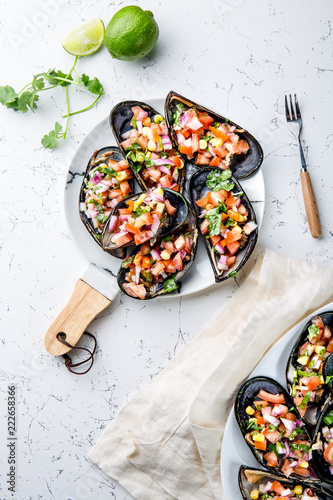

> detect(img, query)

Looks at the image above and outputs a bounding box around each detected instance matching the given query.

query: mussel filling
[120,105,184,190]
[121,231,194,300]
[244,388,315,479]
[170,101,249,168]
[80,154,132,234]
[318,410,333,471]
[196,170,257,273]
[104,188,175,248]
[243,473,320,500]
[292,316,333,418]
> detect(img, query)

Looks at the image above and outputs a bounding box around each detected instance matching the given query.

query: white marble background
[1,0,333,498]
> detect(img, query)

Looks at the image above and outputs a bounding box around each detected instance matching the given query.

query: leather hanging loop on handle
[57,331,97,375]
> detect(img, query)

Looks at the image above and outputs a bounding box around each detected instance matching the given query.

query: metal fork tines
[284,93,321,238]
[284,93,306,172]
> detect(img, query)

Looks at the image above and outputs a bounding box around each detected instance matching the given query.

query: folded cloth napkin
[89,249,333,500]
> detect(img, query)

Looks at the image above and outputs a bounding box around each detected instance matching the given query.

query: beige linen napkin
[89,249,333,499]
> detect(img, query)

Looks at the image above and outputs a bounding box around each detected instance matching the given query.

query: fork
[285,94,321,238]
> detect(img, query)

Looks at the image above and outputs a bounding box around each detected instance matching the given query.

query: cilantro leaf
[206,169,235,192]
[45,69,72,87]
[81,74,103,95]
[32,76,45,90]
[17,91,39,112]
[41,122,63,149]
[0,86,18,106]
[323,410,333,426]
[307,324,319,340]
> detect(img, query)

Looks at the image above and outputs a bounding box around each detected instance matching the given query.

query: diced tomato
[273,404,289,416]
[196,154,209,165]
[112,233,133,247]
[226,241,240,255]
[134,231,151,245]
[122,283,146,299]
[125,223,141,235]
[198,114,214,128]
[208,126,229,142]
[192,133,199,153]
[281,459,294,478]
[210,235,221,246]
[180,128,191,138]
[285,412,296,421]
[141,256,152,269]
[171,252,183,271]
[109,189,123,199]
[254,400,269,409]
[184,235,192,254]
[163,240,176,254]
[159,175,173,188]
[125,200,134,212]
[133,254,143,266]
[263,451,278,467]
[135,212,154,228]
[165,199,177,216]
[141,243,151,255]
[214,147,228,159]
[227,209,245,223]
[200,219,210,235]
[306,376,322,391]
[225,196,237,208]
[196,192,212,208]
[179,145,193,156]
[294,467,310,477]
[209,156,220,167]
[226,256,236,268]
[254,440,266,451]
[257,390,286,404]
[272,481,284,495]
[263,429,281,444]
[120,180,131,195]
[226,231,242,243]
[148,168,162,181]
[142,116,151,127]
[257,416,265,426]
[324,442,333,466]
[237,139,249,154]
[151,261,165,277]
[164,263,177,273]
[174,235,186,251]
[171,156,183,169]
[261,406,272,418]
[136,135,149,150]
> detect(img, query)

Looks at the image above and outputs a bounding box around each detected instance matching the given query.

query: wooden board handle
[300,171,321,239]
[44,279,111,356]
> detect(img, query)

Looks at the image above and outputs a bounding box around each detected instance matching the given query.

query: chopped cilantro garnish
[206,169,235,192]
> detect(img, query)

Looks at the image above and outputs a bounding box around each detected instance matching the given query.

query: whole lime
[104,6,159,61]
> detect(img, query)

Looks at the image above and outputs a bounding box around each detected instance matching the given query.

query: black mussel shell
[101,188,189,253]
[235,376,319,483]
[79,146,134,259]
[117,203,198,300]
[286,312,333,427]
[189,167,258,283]
[312,400,333,485]
[164,90,263,179]
[238,466,333,499]
[110,100,186,192]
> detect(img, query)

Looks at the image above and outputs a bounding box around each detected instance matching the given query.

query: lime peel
[62,19,105,56]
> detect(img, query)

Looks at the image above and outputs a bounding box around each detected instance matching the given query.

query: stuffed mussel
[101,188,188,253]
[238,466,333,500]
[110,100,186,192]
[118,204,198,300]
[79,147,133,250]
[286,313,333,426]
[235,376,319,483]
[190,168,258,282]
[165,91,263,179]
[311,401,333,485]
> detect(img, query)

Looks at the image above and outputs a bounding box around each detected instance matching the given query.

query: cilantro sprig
[0,56,104,149]
[206,169,235,192]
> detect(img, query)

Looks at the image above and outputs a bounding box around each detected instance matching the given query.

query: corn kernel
[211,138,217,147]
[137,153,145,163]
[252,433,265,443]
[298,461,308,468]
[233,225,243,234]
[146,151,152,159]
[148,140,156,151]
[142,127,150,137]
[134,194,147,210]
[250,490,259,500]
[246,406,255,416]
[116,171,128,182]
[199,139,207,150]
[294,485,303,495]
[154,188,164,196]
[297,356,309,366]
[160,250,171,260]
[154,114,163,124]
[315,345,326,355]
[215,138,223,147]
[248,417,258,424]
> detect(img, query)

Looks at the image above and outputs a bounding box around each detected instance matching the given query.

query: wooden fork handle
[300,171,321,238]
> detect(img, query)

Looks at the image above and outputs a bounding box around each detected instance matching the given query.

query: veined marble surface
[1,0,332,498]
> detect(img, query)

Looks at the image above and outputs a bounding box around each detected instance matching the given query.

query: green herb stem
[61,91,104,118]
[63,86,70,139]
